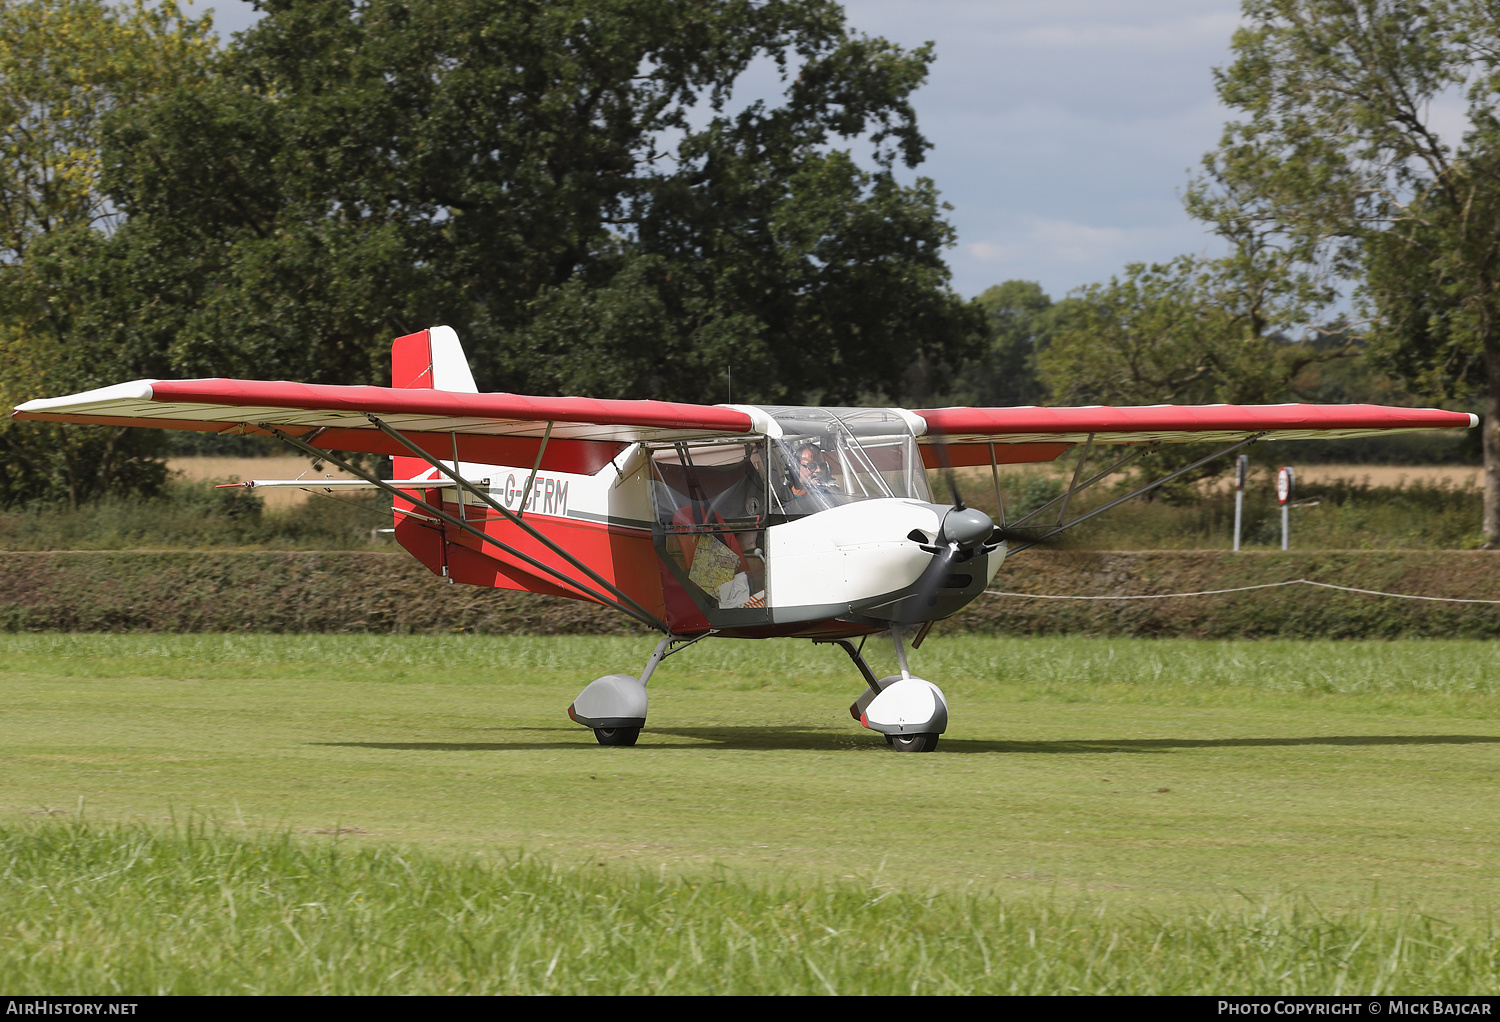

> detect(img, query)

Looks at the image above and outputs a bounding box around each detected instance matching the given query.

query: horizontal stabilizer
[215,478,461,491]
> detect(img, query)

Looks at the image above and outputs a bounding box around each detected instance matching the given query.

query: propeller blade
[926,433,1061,548]
[927,430,967,511]
[948,474,965,511]
[903,542,961,625]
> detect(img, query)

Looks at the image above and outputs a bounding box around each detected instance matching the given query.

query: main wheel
[889,732,939,753]
[594,726,641,747]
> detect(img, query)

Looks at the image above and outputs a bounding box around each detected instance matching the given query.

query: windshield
[758,406,931,517]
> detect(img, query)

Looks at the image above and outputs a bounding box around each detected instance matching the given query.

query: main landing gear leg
[566,635,666,747]
[567,632,715,747]
[825,629,948,752]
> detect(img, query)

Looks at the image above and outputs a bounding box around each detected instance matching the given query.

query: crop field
[167,456,357,509]
[4,633,1500,993]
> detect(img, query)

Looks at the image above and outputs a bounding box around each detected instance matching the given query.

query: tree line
[1,1,1496,544]
[0,0,978,504]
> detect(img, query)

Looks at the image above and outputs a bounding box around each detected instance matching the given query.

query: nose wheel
[826,632,949,752]
[887,732,939,752]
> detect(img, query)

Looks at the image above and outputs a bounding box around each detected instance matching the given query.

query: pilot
[784,442,841,513]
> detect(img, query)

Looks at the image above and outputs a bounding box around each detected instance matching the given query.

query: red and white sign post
[1277,466,1295,550]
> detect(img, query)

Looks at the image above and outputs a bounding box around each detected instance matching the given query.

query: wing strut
[1006,444,1153,529]
[1006,434,1265,555]
[264,425,670,633]
[361,413,669,631]
[517,421,553,520]
[1055,433,1095,525]
[989,443,1005,526]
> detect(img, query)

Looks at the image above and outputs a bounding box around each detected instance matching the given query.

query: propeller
[881,429,1066,625]
[925,428,1054,547]
[893,507,988,626]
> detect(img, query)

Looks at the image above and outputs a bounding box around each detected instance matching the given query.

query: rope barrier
[987,579,1500,605]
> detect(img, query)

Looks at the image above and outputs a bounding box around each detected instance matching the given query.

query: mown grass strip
[7,631,1500,702]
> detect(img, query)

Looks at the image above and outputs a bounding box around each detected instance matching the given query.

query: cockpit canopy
[759,406,931,515]
[647,406,930,532]
[643,406,932,618]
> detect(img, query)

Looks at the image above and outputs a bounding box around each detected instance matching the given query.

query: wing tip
[14,380,157,414]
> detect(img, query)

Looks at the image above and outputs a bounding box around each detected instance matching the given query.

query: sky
[199,0,1246,301]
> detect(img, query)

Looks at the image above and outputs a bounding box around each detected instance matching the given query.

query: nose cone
[940,506,995,548]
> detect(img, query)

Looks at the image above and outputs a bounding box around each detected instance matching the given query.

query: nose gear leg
[821,630,948,752]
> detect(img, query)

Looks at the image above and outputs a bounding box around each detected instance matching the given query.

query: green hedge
[1,550,1496,638]
[0,552,629,636]
[958,550,1500,639]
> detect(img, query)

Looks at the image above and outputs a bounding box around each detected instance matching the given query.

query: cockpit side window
[647,442,769,614]
[649,442,767,529]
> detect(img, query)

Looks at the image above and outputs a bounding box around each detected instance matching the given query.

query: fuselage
[391,405,1004,637]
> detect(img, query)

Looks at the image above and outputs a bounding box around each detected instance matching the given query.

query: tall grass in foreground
[3,821,1497,995]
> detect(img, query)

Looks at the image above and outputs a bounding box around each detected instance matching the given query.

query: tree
[1038,256,1347,407]
[1036,254,1360,494]
[1194,0,1500,544]
[0,0,213,505]
[98,0,978,405]
[933,280,1055,408]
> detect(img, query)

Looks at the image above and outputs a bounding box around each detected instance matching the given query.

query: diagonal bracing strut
[263,425,669,633]
[1006,434,1265,555]
[1005,443,1151,530]
[361,413,667,629]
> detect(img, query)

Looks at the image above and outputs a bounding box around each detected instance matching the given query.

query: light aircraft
[13,327,1477,751]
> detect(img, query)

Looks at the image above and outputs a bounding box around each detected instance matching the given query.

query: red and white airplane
[13,327,1477,751]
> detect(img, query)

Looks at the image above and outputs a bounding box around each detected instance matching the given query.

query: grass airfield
[4,633,1500,993]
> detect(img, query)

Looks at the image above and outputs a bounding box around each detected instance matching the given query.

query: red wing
[13,379,754,474]
[14,383,1478,473]
[912,404,1478,467]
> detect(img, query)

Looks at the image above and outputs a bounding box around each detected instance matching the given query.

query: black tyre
[594,726,641,747]
[889,732,939,753]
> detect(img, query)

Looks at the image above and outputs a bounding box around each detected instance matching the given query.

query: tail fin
[389,326,478,498]
[390,325,478,392]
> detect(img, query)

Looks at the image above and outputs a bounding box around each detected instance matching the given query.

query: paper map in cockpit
[688,535,741,597]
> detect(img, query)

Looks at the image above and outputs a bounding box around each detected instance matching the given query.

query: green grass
[0,481,390,551]
[4,820,1499,994]
[4,633,1500,992]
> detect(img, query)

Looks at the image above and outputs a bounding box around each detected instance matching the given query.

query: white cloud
[953,216,1227,299]
[1026,219,1129,262]
[965,219,1133,269]
[1012,13,1243,52]
[965,241,1008,263]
